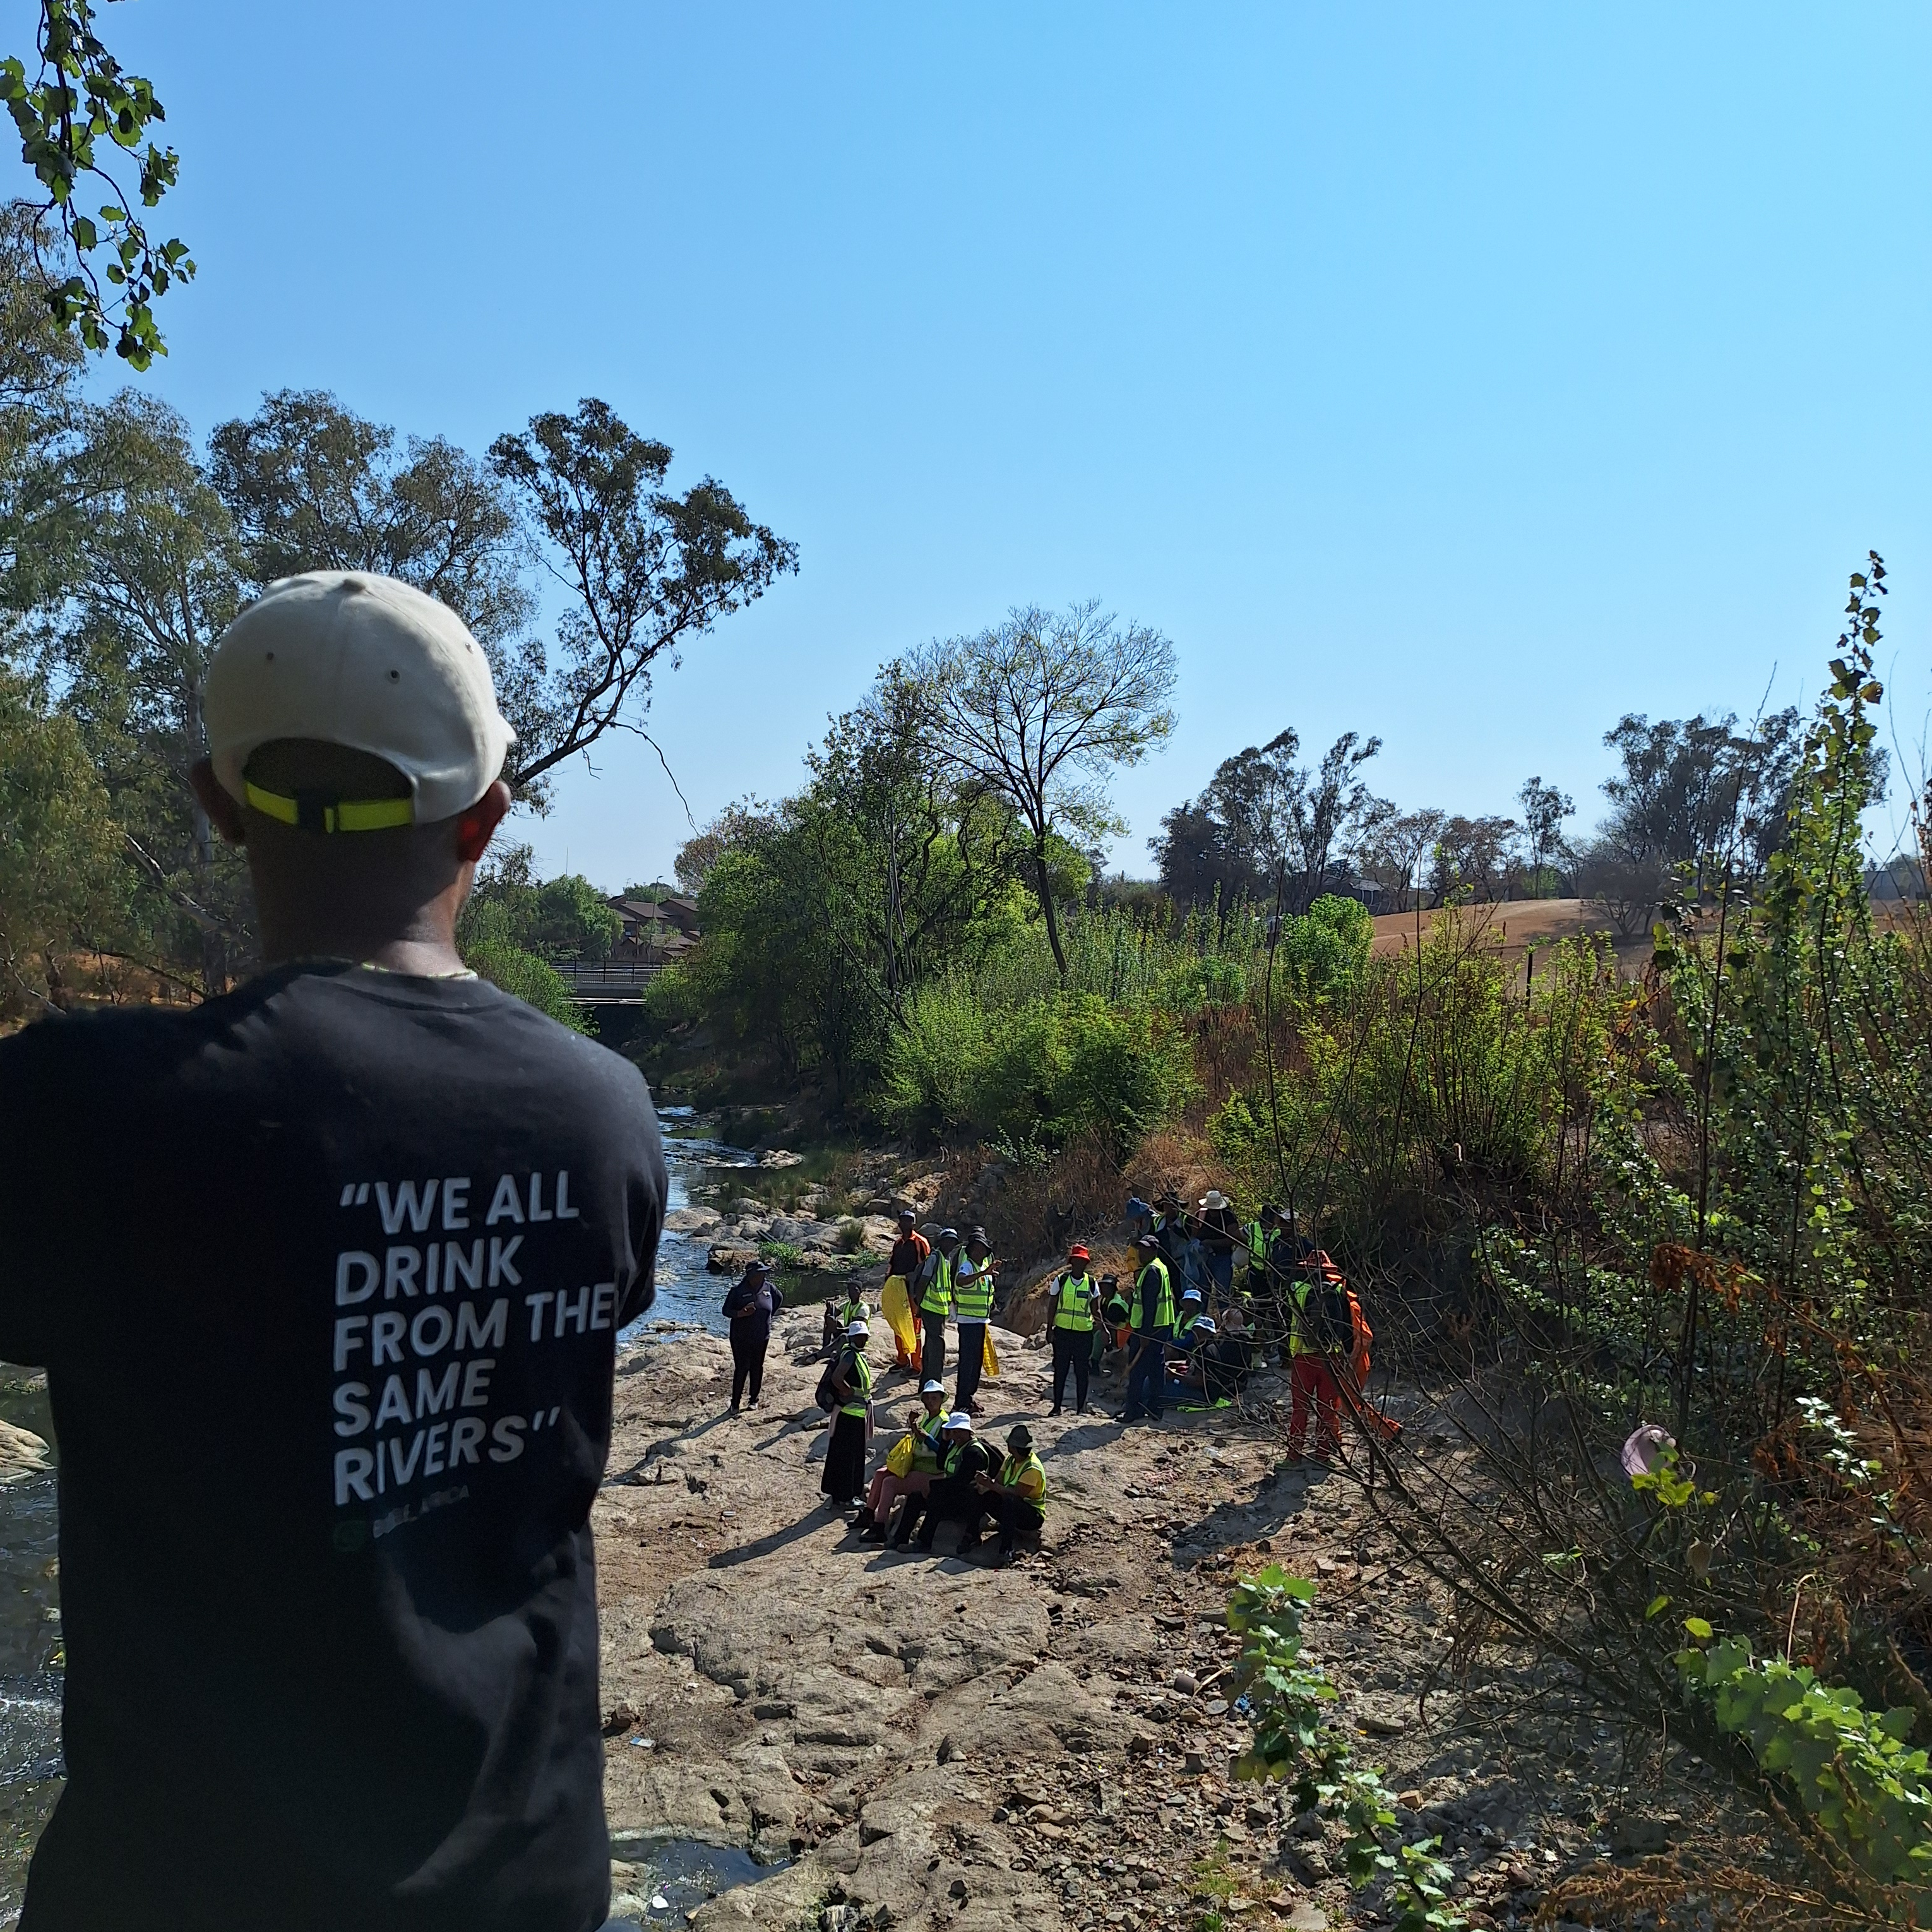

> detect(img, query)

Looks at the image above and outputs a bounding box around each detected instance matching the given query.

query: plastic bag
[886,1433,915,1479]
[882,1273,918,1363]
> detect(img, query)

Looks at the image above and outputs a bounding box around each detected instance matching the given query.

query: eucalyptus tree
[489,400,797,803]
[914,601,1178,975]
[56,388,248,988]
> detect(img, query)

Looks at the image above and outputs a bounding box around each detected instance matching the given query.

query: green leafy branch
[1678,1624,1932,1904]
[1224,1567,1465,1932]
[1,0,193,366]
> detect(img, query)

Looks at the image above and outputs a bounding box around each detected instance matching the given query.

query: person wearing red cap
[1047,1244,1100,1415]
[1288,1250,1351,1460]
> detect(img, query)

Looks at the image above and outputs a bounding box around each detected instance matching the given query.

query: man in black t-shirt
[0,572,665,1931]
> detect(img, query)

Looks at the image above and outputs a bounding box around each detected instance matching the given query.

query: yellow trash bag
[882,1274,918,1365]
[885,1433,916,1479]
[982,1328,1001,1378]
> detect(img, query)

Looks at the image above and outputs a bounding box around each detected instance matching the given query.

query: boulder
[766,1217,825,1248]
[0,1419,51,1483]
[665,1206,722,1234]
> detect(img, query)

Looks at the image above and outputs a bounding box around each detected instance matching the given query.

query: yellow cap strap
[244,780,415,833]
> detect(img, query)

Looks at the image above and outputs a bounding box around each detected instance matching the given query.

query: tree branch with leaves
[1,0,192,367]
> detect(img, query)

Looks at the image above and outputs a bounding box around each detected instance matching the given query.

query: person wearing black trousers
[1047,1243,1100,1415]
[897,1414,991,1551]
[722,1258,782,1411]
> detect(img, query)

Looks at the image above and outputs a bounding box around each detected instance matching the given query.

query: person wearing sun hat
[1196,1188,1241,1306]
[1047,1243,1100,1416]
[901,1412,993,1553]
[973,1424,1049,1559]
[856,1379,948,1542]
[821,1316,876,1508]
[0,572,668,1928]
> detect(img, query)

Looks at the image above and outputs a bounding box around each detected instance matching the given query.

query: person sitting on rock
[899,1414,992,1553]
[856,1380,948,1542]
[1201,1318,1252,1404]
[972,1424,1048,1560]
[1173,1287,1205,1347]
[1166,1313,1215,1397]
[835,1283,870,1333]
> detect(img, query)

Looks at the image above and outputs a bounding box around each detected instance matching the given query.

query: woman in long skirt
[820,1318,874,1505]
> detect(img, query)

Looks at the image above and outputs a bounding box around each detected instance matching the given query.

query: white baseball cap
[203,571,516,827]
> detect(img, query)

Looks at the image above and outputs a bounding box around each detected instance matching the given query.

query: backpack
[1304,1280,1352,1356]
[813,1350,852,1414]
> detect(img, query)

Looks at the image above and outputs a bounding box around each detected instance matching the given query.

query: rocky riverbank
[593,1318,1734,1931]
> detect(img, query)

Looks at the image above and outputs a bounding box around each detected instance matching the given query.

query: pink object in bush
[1621,1423,1674,1481]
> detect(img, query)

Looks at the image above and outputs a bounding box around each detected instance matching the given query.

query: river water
[0,1112,760,1919]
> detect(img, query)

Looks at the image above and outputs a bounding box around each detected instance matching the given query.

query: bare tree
[1429,812,1518,903]
[914,600,1178,975]
[1353,799,1446,913]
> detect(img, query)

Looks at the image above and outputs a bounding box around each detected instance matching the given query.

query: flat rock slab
[595,1320,1340,1928]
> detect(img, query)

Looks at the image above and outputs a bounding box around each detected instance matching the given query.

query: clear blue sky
[86,2,1932,886]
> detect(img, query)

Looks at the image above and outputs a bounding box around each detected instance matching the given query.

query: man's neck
[261,934,467,975]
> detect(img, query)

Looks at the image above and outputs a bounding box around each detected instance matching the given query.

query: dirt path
[592,1317,1656,1931]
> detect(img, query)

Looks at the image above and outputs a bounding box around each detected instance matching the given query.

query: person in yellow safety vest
[857,1379,948,1542]
[1122,1234,1176,1424]
[1165,1289,1207,1390]
[820,1318,874,1506]
[1242,1205,1279,1296]
[974,1424,1048,1561]
[835,1285,869,1334]
[951,1227,998,1417]
[903,1413,994,1553]
[1047,1244,1100,1416]
[1173,1287,1205,1344]
[914,1229,960,1388]
[1287,1251,1349,1461]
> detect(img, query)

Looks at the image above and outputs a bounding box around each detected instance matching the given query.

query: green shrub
[878,977,993,1137]
[1275,893,1373,993]
[880,982,1190,1153]
[463,938,592,1035]
[1678,1634,1932,1897]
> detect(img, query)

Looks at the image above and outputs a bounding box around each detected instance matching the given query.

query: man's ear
[189,760,247,846]
[454,780,513,865]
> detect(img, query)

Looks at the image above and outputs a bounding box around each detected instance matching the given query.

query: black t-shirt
[0,963,665,1932]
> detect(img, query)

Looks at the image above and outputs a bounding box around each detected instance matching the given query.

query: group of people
[1122,1188,1373,1458]
[721,1186,1381,1570]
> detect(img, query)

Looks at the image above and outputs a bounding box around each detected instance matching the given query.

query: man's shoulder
[0,999,205,1094]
